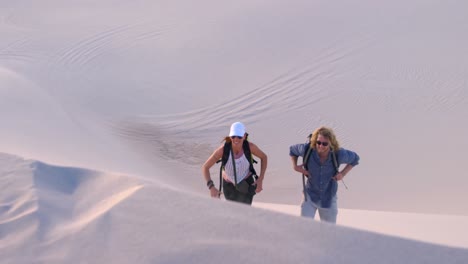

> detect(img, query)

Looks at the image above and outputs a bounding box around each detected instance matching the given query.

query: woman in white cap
[202,122,267,205]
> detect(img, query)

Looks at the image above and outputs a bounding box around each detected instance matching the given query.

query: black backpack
[216,135,258,193]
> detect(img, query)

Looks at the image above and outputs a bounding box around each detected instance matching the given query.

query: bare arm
[201,145,223,197]
[249,142,267,193]
[291,155,309,176]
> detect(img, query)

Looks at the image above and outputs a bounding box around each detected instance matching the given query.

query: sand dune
[0,153,142,247]
[254,202,468,249]
[1,152,468,263]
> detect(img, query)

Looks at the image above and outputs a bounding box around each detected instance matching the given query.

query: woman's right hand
[294,164,309,176]
[210,187,221,198]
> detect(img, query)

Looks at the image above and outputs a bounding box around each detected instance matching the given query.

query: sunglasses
[316,140,329,146]
[230,136,243,139]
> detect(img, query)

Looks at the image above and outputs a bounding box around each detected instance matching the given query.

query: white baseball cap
[229,122,245,137]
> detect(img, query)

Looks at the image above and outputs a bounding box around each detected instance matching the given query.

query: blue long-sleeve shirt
[289,143,360,208]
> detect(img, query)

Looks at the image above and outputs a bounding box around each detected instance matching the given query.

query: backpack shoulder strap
[330,148,348,189]
[220,141,231,167]
[303,144,312,169]
[242,140,257,176]
[302,137,313,202]
[215,142,231,194]
[303,135,313,170]
[331,148,339,173]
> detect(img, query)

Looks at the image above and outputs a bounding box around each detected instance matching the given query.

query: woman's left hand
[332,172,345,181]
[255,180,263,193]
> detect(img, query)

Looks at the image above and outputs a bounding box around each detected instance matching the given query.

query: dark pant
[223,180,255,205]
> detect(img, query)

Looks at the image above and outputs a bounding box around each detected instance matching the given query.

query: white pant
[301,192,338,223]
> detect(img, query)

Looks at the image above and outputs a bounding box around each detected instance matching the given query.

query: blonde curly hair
[309,126,340,151]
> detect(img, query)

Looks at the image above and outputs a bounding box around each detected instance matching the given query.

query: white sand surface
[254,202,468,249]
[1,0,468,263]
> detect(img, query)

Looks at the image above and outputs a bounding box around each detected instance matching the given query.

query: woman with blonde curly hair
[289,126,359,223]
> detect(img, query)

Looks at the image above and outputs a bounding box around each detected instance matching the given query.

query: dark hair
[222,133,248,143]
